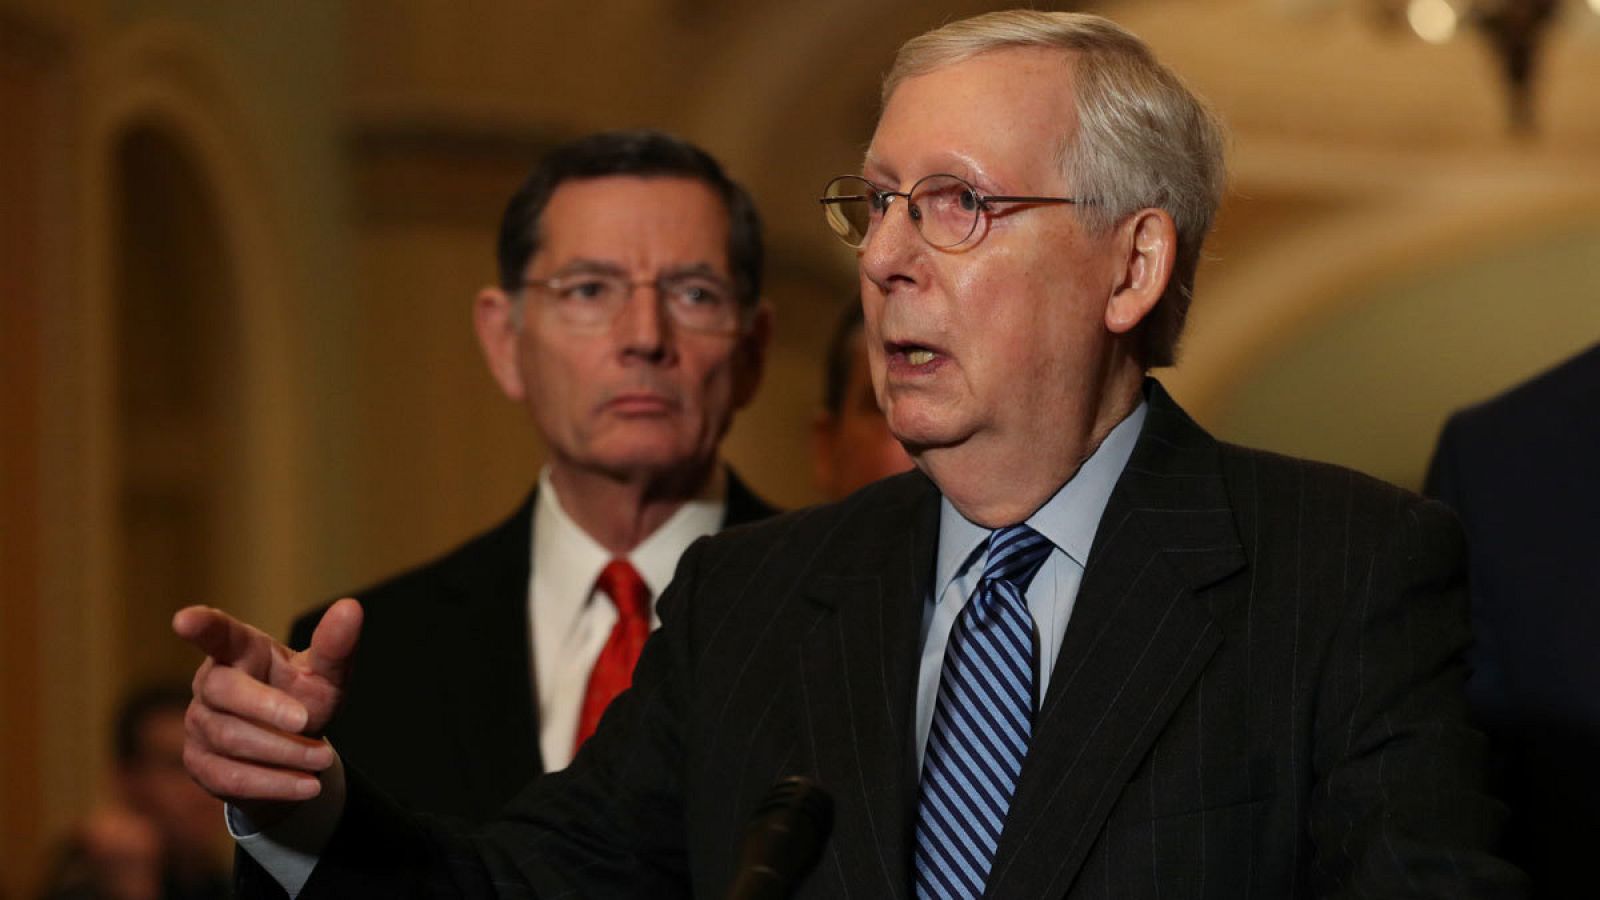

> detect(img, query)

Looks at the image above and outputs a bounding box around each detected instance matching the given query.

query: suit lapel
[798,473,940,899]
[439,491,546,800]
[986,383,1246,899]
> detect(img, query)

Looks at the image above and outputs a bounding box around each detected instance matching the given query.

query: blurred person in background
[811,299,913,499]
[1426,341,1600,897]
[286,129,776,825]
[37,685,227,900]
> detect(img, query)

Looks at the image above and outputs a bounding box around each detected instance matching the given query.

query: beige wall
[4,1,1599,895]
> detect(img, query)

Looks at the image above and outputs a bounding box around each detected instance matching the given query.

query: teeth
[907,349,935,366]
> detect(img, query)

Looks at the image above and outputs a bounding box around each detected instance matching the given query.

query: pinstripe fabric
[915,526,1053,899]
[258,382,1527,900]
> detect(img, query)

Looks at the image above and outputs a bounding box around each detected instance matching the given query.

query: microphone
[724,776,834,900]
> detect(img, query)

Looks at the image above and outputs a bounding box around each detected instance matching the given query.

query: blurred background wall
[3,0,1597,893]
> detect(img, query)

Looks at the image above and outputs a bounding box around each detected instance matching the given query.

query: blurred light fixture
[1325,1,1598,135]
[1407,0,1461,43]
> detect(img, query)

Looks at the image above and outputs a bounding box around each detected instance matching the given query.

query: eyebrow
[657,262,728,283]
[550,258,628,278]
[861,152,893,183]
[549,258,728,283]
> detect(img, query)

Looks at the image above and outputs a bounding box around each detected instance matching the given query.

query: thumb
[303,597,363,688]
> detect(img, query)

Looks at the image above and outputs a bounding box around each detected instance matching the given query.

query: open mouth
[887,341,944,370]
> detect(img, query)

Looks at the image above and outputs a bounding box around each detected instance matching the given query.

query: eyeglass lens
[822,174,983,249]
[538,274,739,333]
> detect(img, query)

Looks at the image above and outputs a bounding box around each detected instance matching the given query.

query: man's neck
[919,368,1146,528]
[547,460,718,555]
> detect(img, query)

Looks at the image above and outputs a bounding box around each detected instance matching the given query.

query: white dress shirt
[531,465,725,770]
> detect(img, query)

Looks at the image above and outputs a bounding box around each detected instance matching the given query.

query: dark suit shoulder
[723,467,781,527]
[1448,342,1600,444]
[1212,439,1461,559]
[695,469,931,556]
[655,470,935,620]
[1428,343,1600,513]
[289,491,534,650]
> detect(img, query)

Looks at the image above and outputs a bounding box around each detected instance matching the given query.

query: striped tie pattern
[915,524,1053,900]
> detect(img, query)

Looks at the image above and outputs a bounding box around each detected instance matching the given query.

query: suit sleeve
[271,539,710,899]
[1305,497,1525,897]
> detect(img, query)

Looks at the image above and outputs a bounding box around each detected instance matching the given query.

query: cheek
[684,341,745,409]
[521,347,587,440]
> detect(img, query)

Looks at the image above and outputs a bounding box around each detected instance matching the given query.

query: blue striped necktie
[915,524,1053,900]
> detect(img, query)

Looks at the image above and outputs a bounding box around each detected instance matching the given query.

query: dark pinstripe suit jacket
[277,382,1523,899]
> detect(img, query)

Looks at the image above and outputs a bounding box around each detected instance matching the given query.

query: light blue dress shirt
[914,401,1147,771]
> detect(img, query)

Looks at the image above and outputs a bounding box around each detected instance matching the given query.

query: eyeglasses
[521,269,744,334]
[819,173,1090,249]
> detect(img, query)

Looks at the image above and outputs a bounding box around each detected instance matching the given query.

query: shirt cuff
[226,751,347,898]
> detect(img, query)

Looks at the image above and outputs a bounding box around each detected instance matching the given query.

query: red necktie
[572,558,651,752]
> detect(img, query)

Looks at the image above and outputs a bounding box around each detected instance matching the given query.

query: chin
[886,413,966,453]
[592,440,716,480]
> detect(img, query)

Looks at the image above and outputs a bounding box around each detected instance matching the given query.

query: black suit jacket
[288,470,777,824]
[1425,343,1600,897]
[279,383,1521,898]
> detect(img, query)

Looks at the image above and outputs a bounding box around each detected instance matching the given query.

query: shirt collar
[932,400,1148,602]
[532,465,727,616]
[628,469,725,598]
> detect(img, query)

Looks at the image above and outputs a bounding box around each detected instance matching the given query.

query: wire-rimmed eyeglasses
[521,267,745,334]
[819,173,1090,249]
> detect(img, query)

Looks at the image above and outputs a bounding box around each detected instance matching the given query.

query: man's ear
[1106,208,1176,335]
[474,286,527,403]
[731,300,773,410]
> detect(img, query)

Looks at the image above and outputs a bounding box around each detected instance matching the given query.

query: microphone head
[725,776,834,900]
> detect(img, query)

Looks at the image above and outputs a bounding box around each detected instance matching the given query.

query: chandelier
[1366,0,1600,134]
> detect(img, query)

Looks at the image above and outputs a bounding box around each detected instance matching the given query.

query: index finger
[172,606,261,665]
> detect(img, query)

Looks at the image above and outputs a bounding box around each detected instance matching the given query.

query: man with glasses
[178,12,1519,898]
[283,129,776,826]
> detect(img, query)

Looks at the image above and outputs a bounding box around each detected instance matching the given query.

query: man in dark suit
[285,129,776,824]
[175,11,1522,897]
[1425,342,1600,897]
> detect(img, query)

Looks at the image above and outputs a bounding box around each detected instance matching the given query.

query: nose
[614,283,673,363]
[858,194,923,295]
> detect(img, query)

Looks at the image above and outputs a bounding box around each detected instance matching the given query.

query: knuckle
[196,708,234,750]
[184,702,206,738]
[184,748,226,797]
[182,743,204,775]
[218,764,252,798]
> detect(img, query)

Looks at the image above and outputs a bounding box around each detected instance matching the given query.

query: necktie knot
[981,523,1053,593]
[596,558,650,624]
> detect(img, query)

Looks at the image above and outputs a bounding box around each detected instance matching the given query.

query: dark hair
[497,129,764,308]
[113,683,191,766]
[822,299,865,416]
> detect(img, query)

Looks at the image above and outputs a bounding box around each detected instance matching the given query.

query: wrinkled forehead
[865,47,1079,186]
